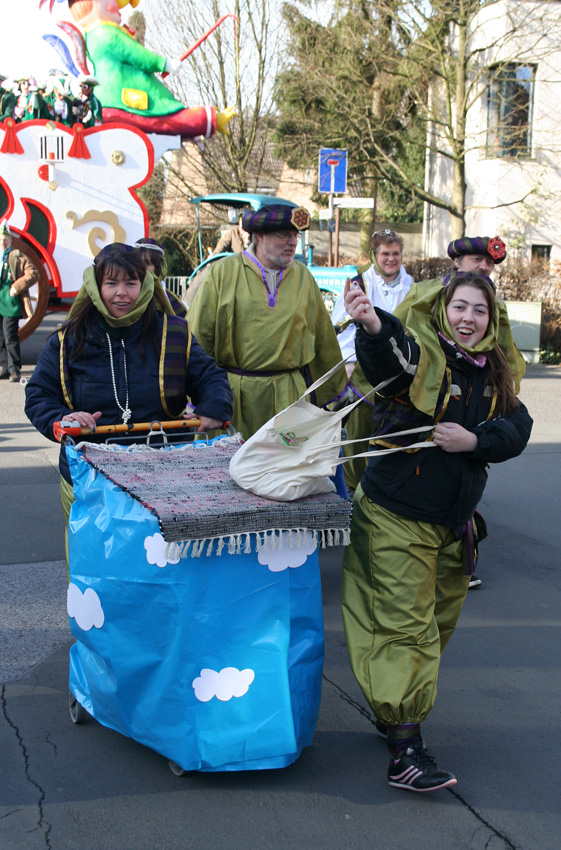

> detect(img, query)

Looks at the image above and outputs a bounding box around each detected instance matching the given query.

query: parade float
[1,0,236,340]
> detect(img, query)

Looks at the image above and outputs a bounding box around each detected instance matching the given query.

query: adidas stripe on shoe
[388,741,457,792]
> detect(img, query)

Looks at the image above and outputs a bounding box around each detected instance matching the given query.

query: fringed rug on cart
[78,435,351,556]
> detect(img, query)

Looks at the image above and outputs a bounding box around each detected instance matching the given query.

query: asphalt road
[1,315,560,850]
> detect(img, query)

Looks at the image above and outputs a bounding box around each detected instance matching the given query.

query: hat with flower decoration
[242,204,311,234]
[447,235,507,264]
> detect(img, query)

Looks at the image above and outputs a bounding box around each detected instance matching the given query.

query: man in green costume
[13,78,48,122]
[0,79,16,120]
[68,0,234,139]
[188,204,347,440]
[72,74,103,127]
[0,221,38,382]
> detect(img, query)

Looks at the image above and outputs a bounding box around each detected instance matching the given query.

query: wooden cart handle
[53,418,203,442]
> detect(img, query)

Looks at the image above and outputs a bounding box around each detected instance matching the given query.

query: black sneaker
[388,741,457,792]
[468,574,482,589]
[0,368,8,379]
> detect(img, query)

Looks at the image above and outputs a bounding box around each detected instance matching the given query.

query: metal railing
[165,276,190,298]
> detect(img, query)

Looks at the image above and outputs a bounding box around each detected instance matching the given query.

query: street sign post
[318,149,348,194]
[319,149,347,264]
[333,197,375,209]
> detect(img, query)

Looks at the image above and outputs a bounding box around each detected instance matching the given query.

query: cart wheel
[69,691,88,724]
[13,236,51,344]
[168,760,186,776]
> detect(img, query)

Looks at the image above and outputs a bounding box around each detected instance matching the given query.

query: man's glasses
[373,229,398,239]
[271,231,298,242]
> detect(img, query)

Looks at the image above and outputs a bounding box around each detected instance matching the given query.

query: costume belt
[226,366,302,378]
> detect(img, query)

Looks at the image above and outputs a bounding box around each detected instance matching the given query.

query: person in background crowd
[341,271,532,793]
[0,78,17,120]
[188,204,347,440]
[135,236,187,318]
[13,77,46,121]
[0,220,39,382]
[72,74,103,127]
[45,75,75,126]
[331,228,414,494]
[212,214,250,255]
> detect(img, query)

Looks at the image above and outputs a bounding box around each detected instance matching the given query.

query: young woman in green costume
[341,272,532,792]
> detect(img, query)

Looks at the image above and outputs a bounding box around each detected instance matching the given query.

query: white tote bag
[229,360,435,501]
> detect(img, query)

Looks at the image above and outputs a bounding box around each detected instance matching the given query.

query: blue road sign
[318,149,348,194]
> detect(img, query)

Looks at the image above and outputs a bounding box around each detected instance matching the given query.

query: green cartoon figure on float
[40,0,235,140]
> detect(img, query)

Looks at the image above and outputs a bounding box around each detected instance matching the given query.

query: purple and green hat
[93,242,138,265]
[242,204,311,234]
[447,235,507,264]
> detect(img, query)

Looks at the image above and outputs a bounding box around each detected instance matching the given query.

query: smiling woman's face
[100,268,142,318]
[445,284,490,347]
[375,241,402,279]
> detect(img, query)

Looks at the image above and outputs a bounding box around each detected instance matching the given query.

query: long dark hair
[138,247,164,278]
[441,274,519,414]
[61,253,160,358]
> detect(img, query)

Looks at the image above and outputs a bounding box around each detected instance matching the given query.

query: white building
[423,0,561,262]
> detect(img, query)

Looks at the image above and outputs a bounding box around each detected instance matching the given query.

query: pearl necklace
[106,333,132,424]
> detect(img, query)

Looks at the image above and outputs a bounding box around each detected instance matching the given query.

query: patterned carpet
[80,438,352,551]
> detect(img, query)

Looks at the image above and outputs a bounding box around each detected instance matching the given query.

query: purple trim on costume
[454,520,476,576]
[348,382,376,408]
[329,382,353,405]
[438,331,487,367]
[243,250,283,307]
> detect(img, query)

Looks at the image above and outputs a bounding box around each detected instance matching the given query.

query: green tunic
[188,253,347,439]
[0,251,21,318]
[0,90,16,119]
[340,362,377,491]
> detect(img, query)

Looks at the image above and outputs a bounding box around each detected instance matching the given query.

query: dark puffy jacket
[25,313,233,483]
[355,309,533,528]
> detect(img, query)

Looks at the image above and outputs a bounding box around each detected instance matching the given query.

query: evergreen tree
[274,0,425,255]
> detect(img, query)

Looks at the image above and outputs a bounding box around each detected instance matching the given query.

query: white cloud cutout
[258,531,317,572]
[144,532,180,568]
[192,667,255,703]
[67,583,105,631]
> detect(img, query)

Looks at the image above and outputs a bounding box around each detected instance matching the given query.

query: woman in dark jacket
[341,272,532,793]
[25,243,233,558]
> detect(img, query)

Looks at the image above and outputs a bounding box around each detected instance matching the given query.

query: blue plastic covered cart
[65,437,351,773]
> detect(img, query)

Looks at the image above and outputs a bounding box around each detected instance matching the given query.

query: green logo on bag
[279,430,309,447]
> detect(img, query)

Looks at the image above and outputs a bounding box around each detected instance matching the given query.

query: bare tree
[142,0,283,203]
[276,0,561,241]
[395,0,561,239]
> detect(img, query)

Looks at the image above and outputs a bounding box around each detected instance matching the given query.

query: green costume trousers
[60,476,75,581]
[342,487,469,726]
